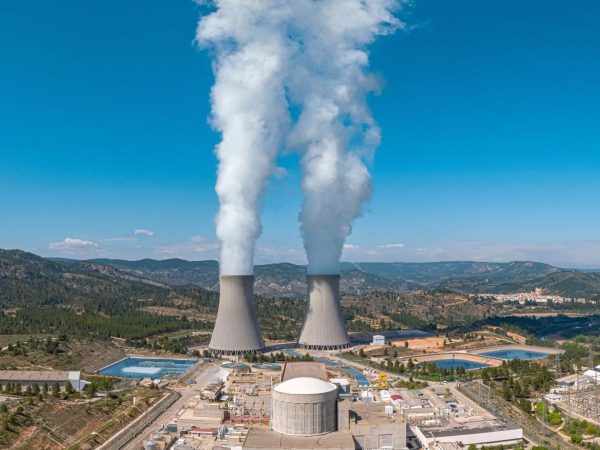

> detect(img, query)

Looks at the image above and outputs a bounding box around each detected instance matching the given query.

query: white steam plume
[197,2,292,275]
[198,1,402,276]
[287,0,402,275]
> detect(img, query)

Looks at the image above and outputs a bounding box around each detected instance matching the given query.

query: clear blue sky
[1,0,599,267]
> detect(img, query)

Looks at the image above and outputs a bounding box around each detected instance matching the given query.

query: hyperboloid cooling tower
[209,275,265,354]
[298,275,350,350]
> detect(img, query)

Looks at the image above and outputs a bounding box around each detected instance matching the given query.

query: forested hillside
[88,256,600,298]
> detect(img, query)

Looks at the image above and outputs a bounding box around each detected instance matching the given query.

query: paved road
[123,362,222,450]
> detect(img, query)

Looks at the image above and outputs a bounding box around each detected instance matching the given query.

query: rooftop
[418,422,518,438]
[243,427,355,449]
[274,377,337,395]
[0,370,80,382]
[281,361,328,382]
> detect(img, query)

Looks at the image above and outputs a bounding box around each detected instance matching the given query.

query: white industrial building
[330,377,350,394]
[0,370,85,392]
[372,335,386,346]
[583,365,600,381]
[413,424,523,449]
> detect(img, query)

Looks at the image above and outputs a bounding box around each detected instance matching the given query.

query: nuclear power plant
[209,275,265,354]
[298,275,350,350]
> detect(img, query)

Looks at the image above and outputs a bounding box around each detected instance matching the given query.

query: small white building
[330,377,350,394]
[583,366,600,382]
[544,393,562,403]
[379,390,391,402]
[372,335,386,346]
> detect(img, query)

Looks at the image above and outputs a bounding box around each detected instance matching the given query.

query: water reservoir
[479,349,550,360]
[428,359,490,370]
[99,357,197,379]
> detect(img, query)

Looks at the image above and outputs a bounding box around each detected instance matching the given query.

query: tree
[481,370,490,383]
[52,383,60,398]
[65,381,74,394]
[518,399,531,413]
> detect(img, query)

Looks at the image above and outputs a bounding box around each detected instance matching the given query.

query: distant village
[478,288,588,304]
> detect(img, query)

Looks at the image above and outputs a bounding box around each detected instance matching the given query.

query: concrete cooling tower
[209,275,265,354]
[298,275,350,350]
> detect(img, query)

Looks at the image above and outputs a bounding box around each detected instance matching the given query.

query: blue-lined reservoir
[429,359,490,370]
[99,357,197,379]
[479,349,550,360]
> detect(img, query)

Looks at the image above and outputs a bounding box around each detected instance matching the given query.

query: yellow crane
[377,371,389,389]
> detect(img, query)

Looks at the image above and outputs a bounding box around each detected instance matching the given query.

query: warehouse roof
[0,370,80,382]
[243,427,355,449]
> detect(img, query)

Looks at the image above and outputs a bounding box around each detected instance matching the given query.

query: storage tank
[271,377,338,436]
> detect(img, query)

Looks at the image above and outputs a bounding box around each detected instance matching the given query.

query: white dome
[274,377,337,395]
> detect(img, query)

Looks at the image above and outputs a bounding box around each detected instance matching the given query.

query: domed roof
[274,377,337,395]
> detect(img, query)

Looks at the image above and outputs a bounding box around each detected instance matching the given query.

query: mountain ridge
[75,255,600,298]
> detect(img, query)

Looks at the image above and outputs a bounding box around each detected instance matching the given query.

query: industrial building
[177,403,223,433]
[583,364,600,381]
[350,401,407,450]
[371,335,386,346]
[412,424,523,449]
[241,427,356,450]
[209,275,265,354]
[298,275,350,350]
[0,370,84,392]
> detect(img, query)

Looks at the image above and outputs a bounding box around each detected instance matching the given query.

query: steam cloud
[198,1,402,276]
[197,2,292,275]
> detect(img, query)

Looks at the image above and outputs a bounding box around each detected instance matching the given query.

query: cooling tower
[209,275,265,354]
[298,275,350,350]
